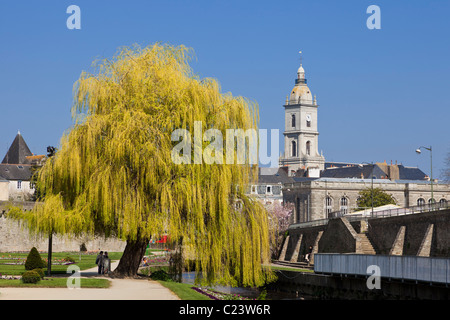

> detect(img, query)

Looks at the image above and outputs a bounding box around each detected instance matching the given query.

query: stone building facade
[248,167,294,206]
[0,133,126,253]
[283,177,450,223]
[278,58,450,223]
[0,131,43,202]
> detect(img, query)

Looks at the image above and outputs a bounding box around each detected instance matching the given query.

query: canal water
[181,271,311,300]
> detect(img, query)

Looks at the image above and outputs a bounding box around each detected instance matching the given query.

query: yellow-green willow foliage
[13,43,275,287]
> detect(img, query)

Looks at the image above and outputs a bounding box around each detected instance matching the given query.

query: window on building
[17,180,22,189]
[306,141,311,156]
[439,199,447,208]
[340,197,348,215]
[417,198,425,206]
[266,185,272,194]
[307,119,311,127]
[428,198,436,204]
[251,185,257,194]
[291,141,297,157]
[291,114,296,128]
[325,196,333,217]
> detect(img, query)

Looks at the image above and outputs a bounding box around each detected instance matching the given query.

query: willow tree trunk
[112,238,149,277]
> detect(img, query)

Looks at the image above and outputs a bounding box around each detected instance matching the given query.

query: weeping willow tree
[10,43,275,287]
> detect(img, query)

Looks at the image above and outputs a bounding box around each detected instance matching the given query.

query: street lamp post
[46,146,56,276]
[359,162,375,217]
[415,146,433,205]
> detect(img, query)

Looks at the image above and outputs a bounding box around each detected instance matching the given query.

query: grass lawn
[0,251,122,288]
[0,277,110,288]
[0,251,122,276]
[156,280,211,300]
[270,265,314,273]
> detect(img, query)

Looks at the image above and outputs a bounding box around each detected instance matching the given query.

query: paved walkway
[0,261,180,300]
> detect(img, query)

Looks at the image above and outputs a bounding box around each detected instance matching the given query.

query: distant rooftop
[321,161,427,181]
[1,131,33,165]
[257,167,294,184]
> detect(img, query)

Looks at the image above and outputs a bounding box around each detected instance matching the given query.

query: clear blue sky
[0,0,449,178]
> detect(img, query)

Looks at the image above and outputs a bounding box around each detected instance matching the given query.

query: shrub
[33,268,45,279]
[25,247,45,270]
[80,243,87,252]
[63,256,75,263]
[150,270,171,281]
[21,270,41,284]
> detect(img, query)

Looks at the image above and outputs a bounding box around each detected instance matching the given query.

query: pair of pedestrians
[95,251,111,274]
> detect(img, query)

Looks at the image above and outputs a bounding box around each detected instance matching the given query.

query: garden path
[0,261,179,300]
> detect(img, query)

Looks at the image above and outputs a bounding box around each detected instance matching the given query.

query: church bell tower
[279,54,325,176]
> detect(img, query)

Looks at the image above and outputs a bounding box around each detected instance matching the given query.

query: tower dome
[289,64,313,104]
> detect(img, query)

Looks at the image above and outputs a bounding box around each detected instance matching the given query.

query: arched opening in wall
[325,196,333,217]
[428,198,436,204]
[439,198,448,208]
[340,196,348,215]
[417,198,425,206]
[291,114,296,128]
[291,141,297,157]
[306,141,311,156]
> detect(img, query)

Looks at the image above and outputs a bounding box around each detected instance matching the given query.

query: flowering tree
[265,202,294,259]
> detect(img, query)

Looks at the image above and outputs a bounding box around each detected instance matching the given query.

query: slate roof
[321,164,385,179]
[397,166,427,180]
[0,132,37,181]
[257,167,295,184]
[0,164,33,181]
[320,163,427,181]
[1,132,33,165]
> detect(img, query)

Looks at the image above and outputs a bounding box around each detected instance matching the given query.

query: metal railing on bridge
[314,253,450,285]
[288,201,450,230]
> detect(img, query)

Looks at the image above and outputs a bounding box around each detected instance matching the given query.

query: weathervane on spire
[299,50,303,66]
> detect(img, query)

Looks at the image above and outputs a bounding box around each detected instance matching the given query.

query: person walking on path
[102,252,111,275]
[305,246,313,263]
[95,251,104,274]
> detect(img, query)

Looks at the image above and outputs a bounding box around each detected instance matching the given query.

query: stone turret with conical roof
[2,131,33,165]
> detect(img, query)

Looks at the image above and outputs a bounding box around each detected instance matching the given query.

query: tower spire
[296,51,306,84]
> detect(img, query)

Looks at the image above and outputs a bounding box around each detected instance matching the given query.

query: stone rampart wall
[368,209,450,257]
[286,209,450,259]
[0,216,126,253]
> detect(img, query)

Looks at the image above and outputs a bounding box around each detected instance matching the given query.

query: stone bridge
[277,208,450,265]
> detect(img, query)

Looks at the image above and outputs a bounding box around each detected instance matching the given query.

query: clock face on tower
[306,114,311,127]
